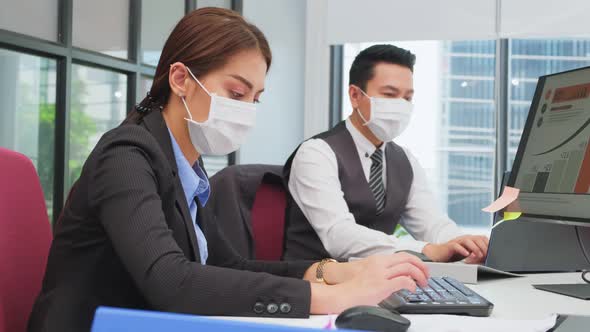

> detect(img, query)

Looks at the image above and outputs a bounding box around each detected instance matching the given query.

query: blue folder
[91,306,357,331]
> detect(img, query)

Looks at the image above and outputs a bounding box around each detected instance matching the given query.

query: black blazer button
[280,303,292,314]
[253,302,265,314]
[267,303,279,314]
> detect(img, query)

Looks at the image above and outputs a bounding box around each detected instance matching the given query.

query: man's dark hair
[349,44,416,91]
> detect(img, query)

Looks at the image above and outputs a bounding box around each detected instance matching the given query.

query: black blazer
[28,110,313,332]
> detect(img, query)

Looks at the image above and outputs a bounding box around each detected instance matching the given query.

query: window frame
[330,38,512,200]
[0,0,242,223]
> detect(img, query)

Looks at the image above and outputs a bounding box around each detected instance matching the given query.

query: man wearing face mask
[283,44,489,264]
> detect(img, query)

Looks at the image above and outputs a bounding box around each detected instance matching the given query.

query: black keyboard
[380,277,494,317]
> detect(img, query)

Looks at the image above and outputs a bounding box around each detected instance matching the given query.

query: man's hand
[422,235,489,264]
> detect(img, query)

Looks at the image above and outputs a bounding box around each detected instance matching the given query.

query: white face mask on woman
[180,66,257,156]
[356,88,413,142]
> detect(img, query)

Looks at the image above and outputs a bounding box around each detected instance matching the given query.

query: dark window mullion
[129,0,142,108]
[186,0,197,13]
[231,0,243,13]
[494,39,509,196]
[53,0,74,223]
[329,45,343,128]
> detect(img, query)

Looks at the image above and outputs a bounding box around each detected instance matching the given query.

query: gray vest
[283,121,414,261]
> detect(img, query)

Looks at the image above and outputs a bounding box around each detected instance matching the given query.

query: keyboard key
[407,295,422,302]
[381,277,493,317]
[428,279,445,292]
[439,291,457,302]
[434,278,456,291]
[418,295,432,302]
[422,286,436,293]
[467,297,482,304]
[427,292,443,302]
[449,291,468,301]
[444,277,475,296]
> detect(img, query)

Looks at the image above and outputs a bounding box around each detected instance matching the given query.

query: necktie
[369,149,385,215]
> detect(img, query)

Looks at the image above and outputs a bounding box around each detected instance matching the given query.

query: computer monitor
[509,66,590,227]
[508,66,590,298]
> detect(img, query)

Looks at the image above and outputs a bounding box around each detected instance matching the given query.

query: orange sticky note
[482,186,520,213]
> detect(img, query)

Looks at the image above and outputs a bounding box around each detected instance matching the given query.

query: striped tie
[369,149,385,215]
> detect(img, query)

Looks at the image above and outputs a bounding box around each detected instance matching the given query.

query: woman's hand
[309,253,429,314]
[318,252,428,285]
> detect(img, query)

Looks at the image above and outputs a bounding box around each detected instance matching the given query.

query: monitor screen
[509,66,590,224]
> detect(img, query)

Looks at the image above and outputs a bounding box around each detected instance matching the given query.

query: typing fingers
[473,236,489,256]
[458,238,484,258]
[387,253,430,279]
[386,262,428,288]
[389,276,417,294]
[450,242,470,258]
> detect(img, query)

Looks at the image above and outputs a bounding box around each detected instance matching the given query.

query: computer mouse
[335,305,411,332]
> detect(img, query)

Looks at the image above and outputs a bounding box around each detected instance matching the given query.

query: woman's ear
[169,62,189,97]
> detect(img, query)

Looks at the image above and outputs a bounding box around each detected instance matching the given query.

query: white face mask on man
[180,66,257,156]
[355,87,413,142]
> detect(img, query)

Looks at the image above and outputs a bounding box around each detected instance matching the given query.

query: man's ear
[349,85,362,110]
[169,62,189,97]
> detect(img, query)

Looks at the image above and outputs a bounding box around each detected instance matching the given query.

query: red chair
[0,147,52,332]
[251,177,287,261]
[203,165,288,261]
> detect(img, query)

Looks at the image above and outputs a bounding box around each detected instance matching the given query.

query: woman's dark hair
[125,7,272,124]
[349,44,415,91]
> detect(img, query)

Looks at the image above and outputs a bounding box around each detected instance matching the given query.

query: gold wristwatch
[316,258,337,284]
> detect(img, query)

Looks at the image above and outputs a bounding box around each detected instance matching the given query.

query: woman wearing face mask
[27,9,429,332]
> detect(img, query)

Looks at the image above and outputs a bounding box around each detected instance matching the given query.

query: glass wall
[508,39,590,166]
[141,0,185,66]
[0,1,236,222]
[67,65,128,190]
[72,0,130,59]
[0,0,59,41]
[342,38,590,231]
[0,50,57,219]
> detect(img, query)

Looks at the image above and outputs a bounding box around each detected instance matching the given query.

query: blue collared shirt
[168,130,210,264]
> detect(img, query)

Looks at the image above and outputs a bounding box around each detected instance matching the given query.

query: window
[202,155,232,176]
[73,0,130,59]
[141,0,185,66]
[0,49,57,218]
[0,0,58,41]
[341,38,590,231]
[508,39,590,167]
[0,1,239,223]
[67,65,128,191]
[196,0,233,9]
[140,75,154,101]
[342,41,497,231]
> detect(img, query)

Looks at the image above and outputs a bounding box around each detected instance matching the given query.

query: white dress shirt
[288,118,462,261]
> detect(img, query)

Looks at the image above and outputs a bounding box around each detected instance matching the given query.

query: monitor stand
[532,228,590,300]
[532,283,590,300]
[486,217,590,273]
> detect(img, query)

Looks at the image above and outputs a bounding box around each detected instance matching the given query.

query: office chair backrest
[0,147,52,332]
[251,175,287,261]
[203,164,287,260]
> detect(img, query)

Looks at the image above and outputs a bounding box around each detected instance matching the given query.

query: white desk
[216,273,589,329]
[470,272,589,319]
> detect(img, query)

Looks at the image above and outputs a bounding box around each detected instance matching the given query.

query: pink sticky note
[482,186,520,213]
